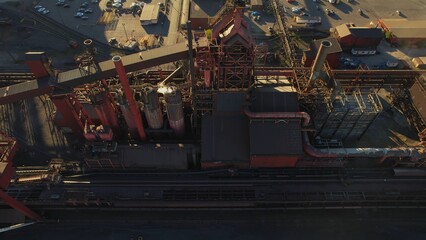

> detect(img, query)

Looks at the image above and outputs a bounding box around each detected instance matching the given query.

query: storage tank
[142,85,164,129]
[164,86,185,136]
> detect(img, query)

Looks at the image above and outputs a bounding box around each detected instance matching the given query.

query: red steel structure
[112,56,147,141]
[51,93,94,137]
[0,133,41,221]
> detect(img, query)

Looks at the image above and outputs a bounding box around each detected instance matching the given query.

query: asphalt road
[2,209,426,239]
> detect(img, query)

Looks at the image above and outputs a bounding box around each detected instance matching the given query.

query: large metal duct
[164,86,185,136]
[112,56,147,140]
[303,132,426,163]
[243,107,311,126]
[142,85,163,129]
[307,40,332,87]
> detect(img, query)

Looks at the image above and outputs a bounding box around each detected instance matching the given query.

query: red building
[303,37,342,69]
[333,23,383,51]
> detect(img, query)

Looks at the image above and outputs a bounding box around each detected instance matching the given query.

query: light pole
[122,23,129,41]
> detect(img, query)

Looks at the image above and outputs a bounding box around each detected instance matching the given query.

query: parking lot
[281,0,426,32]
[34,0,176,48]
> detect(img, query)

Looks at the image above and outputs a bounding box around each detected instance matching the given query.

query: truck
[294,16,321,24]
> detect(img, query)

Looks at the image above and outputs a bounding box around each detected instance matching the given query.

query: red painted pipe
[243,107,311,126]
[112,56,147,140]
[0,190,41,221]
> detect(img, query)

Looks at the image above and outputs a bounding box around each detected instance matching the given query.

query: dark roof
[250,119,302,155]
[251,86,299,112]
[350,28,383,38]
[201,115,249,163]
[335,24,383,39]
[119,144,189,169]
[191,0,224,18]
[214,92,246,114]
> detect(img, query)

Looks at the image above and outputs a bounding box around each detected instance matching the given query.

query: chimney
[307,40,332,87]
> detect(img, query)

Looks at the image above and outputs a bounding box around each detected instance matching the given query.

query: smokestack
[84,39,97,56]
[112,56,147,140]
[308,40,332,87]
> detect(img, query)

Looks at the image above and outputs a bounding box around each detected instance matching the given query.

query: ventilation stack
[307,40,332,87]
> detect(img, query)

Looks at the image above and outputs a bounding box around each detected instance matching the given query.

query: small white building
[140,4,160,25]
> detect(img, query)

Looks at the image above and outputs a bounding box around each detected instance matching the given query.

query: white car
[34,5,43,9]
[43,10,50,14]
[37,7,46,12]
[112,2,122,7]
[291,7,300,13]
[113,0,121,3]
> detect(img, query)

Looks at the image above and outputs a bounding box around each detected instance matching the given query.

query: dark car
[63,4,70,8]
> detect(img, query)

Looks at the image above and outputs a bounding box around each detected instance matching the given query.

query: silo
[164,86,185,136]
[142,85,164,129]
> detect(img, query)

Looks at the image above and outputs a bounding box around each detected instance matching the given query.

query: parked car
[63,4,70,8]
[34,5,43,9]
[56,1,65,6]
[37,7,46,13]
[291,7,300,13]
[325,8,335,15]
[42,10,50,14]
[85,8,93,13]
[112,3,122,8]
[74,12,84,17]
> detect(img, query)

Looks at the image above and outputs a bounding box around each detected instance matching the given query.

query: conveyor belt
[0,42,194,105]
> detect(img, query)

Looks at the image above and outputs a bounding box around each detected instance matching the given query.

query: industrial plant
[1,0,426,233]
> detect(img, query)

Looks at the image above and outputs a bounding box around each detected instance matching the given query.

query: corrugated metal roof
[140,4,160,22]
[201,115,249,163]
[335,24,383,39]
[382,19,426,38]
[249,119,302,155]
[119,144,188,169]
[350,28,383,38]
[251,86,299,112]
[214,92,246,113]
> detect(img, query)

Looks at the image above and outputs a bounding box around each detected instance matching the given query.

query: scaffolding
[314,88,383,140]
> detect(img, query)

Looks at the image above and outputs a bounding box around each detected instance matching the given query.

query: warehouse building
[333,23,383,53]
[379,19,426,47]
[140,4,160,26]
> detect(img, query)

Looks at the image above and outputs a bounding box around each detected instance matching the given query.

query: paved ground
[3,210,426,239]
[281,0,426,32]
[36,0,172,47]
